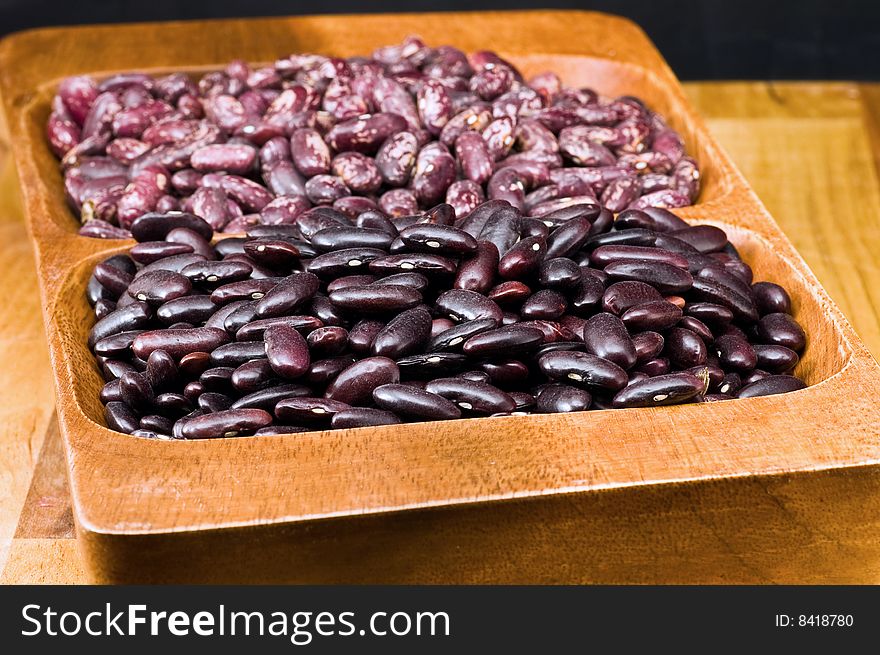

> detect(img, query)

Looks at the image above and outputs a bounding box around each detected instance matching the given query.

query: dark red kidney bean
[462,325,544,356]
[143,350,178,391]
[690,278,759,323]
[753,344,799,374]
[685,302,734,329]
[478,206,521,256]
[155,295,216,325]
[714,373,742,396]
[519,321,577,344]
[478,359,530,386]
[204,300,248,333]
[425,377,515,414]
[94,330,144,358]
[497,236,546,279]
[136,253,209,279]
[614,209,657,231]
[756,313,806,352]
[455,199,507,236]
[222,301,259,334]
[209,341,267,367]
[583,228,656,251]
[331,408,402,429]
[236,316,322,343]
[698,266,753,300]
[372,307,432,359]
[670,225,728,253]
[242,239,301,268]
[736,375,806,398]
[543,217,592,260]
[210,278,283,304]
[399,223,478,254]
[436,289,504,323]
[254,272,320,318]
[140,414,174,435]
[199,367,235,393]
[520,290,567,320]
[93,261,134,297]
[582,313,637,369]
[611,372,705,408]
[329,285,422,313]
[488,281,531,306]
[100,379,123,403]
[535,384,592,413]
[372,384,461,420]
[713,334,758,371]
[429,318,498,352]
[356,210,398,236]
[678,316,714,343]
[230,384,312,411]
[520,217,550,241]
[454,240,499,294]
[324,357,401,405]
[538,258,582,289]
[604,260,693,295]
[119,372,154,412]
[621,300,682,332]
[689,364,723,389]
[88,275,115,306]
[275,397,352,423]
[130,212,213,242]
[180,408,272,439]
[229,358,276,393]
[752,282,792,315]
[310,295,349,327]
[456,370,493,385]
[590,244,689,270]
[309,248,387,278]
[178,351,212,377]
[632,331,665,362]
[570,274,606,316]
[127,270,192,305]
[263,324,311,379]
[311,227,394,252]
[104,401,140,434]
[88,303,152,349]
[431,318,456,338]
[130,241,195,265]
[94,299,117,320]
[163,227,215,262]
[538,350,628,391]
[154,393,193,417]
[181,260,253,286]
[664,327,708,368]
[214,237,248,257]
[306,326,349,358]
[371,273,431,291]
[196,392,233,414]
[326,113,407,155]
[742,369,772,385]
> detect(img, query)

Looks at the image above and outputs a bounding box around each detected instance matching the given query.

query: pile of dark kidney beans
[49,37,700,238]
[88,201,807,440]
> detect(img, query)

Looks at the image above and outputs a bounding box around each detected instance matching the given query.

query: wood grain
[0,14,878,583]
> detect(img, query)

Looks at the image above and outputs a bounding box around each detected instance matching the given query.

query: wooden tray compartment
[2,10,879,583]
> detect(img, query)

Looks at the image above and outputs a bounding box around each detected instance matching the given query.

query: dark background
[0,0,877,80]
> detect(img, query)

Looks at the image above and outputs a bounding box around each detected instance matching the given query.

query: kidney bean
[454,131,493,185]
[621,301,683,332]
[752,282,792,315]
[261,324,309,380]
[591,244,689,270]
[752,344,799,374]
[325,113,408,155]
[425,377,515,414]
[399,223,478,255]
[611,372,704,408]
[181,261,252,287]
[327,284,421,314]
[411,142,457,206]
[369,253,458,277]
[179,408,273,439]
[371,307,432,359]
[304,326,348,358]
[713,334,758,371]
[582,313,637,370]
[756,313,806,352]
[461,325,544,357]
[178,351,212,377]
[663,327,708,369]
[131,327,229,360]
[678,316,714,343]
[535,384,592,413]
[104,401,140,434]
[154,295,215,326]
[434,289,502,324]
[736,375,806,398]
[520,290,567,321]
[318,357,401,406]
[373,131,418,187]
[536,351,627,391]
[690,278,759,323]
[371,273,431,292]
[372,384,461,420]
[273,397,350,423]
[129,211,213,242]
[604,260,694,295]
[331,408,402,428]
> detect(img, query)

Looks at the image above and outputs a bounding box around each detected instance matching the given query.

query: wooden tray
[2,10,879,583]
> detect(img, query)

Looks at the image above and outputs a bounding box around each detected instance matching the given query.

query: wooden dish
[2,10,879,583]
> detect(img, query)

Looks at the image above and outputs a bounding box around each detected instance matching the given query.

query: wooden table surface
[1,81,879,584]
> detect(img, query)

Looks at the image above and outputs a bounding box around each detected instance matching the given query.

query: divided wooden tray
[2,10,879,583]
